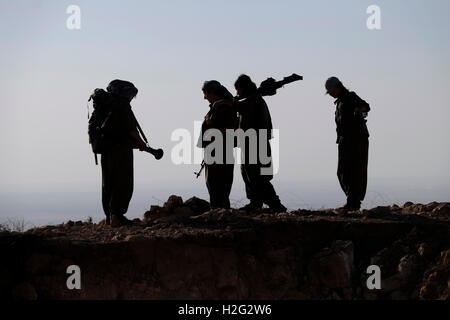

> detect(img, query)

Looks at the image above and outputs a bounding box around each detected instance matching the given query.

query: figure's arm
[338,94,370,142]
[337,104,355,143]
[351,93,370,116]
[213,98,249,114]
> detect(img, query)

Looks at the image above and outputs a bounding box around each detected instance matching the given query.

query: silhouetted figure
[233,75,287,213]
[197,81,236,209]
[89,80,153,227]
[325,77,370,210]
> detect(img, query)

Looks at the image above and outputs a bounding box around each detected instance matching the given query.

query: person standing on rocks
[232,74,287,213]
[325,77,370,211]
[89,80,157,227]
[197,80,237,209]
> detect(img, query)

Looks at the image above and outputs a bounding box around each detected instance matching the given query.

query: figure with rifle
[196,80,237,209]
[229,74,301,213]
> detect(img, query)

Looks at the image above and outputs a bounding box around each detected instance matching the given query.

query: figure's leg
[101,152,112,223]
[110,146,134,223]
[206,164,221,209]
[240,164,263,211]
[222,164,234,209]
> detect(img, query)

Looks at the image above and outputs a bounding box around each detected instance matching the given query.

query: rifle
[235,73,303,101]
[194,160,205,178]
[259,73,303,96]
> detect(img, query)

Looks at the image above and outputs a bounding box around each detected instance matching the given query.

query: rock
[112,234,124,241]
[12,282,38,300]
[193,208,238,222]
[164,195,183,212]
[431,203,450,217]
[173,206,195,218]
[397,255,419,280]
[124,235,146,242]
[419,281,438,299]
[210,249,243,298]
[441,249,450,264]
[27,253,52,275]
[381,274,408,293]
[370,206,391,215]
[426,202,440,210]
[184,197,210,214]
[308,240,355,289]
[417,242,438,259]
[144,206,170,222]
[144,206,195,223]
[402,204,426,215]
[418,251,449,300]
[403,202,414,207]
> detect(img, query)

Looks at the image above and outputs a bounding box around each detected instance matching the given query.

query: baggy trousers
[240,140,281,207]
[241,163,281,207]
[337,136,369,205]
[205,163,234,209]
[101,144,134,217]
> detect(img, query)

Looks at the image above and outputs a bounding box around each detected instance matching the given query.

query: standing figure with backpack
[88,80,163,227]
[325,77,370,211]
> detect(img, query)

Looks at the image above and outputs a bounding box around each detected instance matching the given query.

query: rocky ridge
[0,196,449,300]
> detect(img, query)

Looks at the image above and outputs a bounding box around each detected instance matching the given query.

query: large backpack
[87,88,118,164]
[88,80,146,164]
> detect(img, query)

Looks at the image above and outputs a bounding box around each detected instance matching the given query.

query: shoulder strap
[131,111,149,145]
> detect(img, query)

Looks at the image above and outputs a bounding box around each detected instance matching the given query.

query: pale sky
[1,0,449,225]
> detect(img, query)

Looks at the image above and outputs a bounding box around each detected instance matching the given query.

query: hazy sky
[1,0,449,224]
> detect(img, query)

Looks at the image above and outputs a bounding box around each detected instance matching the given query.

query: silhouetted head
[325,76,345,98]
[202,80,233,104]
[107,79,138,102]
[234,74,258,98]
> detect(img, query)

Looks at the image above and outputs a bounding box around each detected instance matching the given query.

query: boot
[337,201,361,212]
[239,201,263,213]
[110,215,132,228]
[346,198,361,210]
[269,203,287,213]
[99,216,111,226]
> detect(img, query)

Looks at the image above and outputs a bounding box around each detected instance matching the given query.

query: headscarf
[202,80,233,101]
